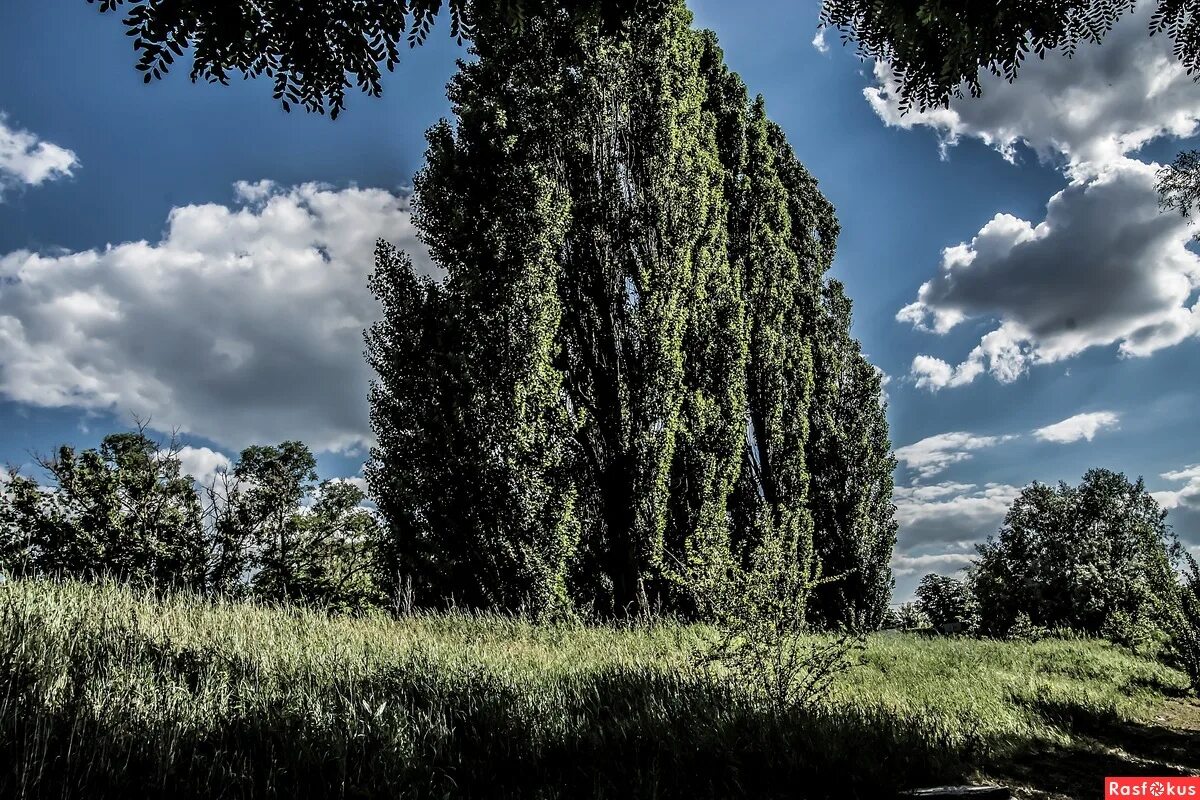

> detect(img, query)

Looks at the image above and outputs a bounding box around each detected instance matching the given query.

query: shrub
[1101,609,1167,657]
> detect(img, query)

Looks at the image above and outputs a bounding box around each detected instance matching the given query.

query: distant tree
[0,428,389,611]
[288,480,388,612]
[885,602,930,630]
[914,573,977,631]
[971,468,1176,637]
[198,467,256,596]
[230,441,318,602]
[0,427,207,590]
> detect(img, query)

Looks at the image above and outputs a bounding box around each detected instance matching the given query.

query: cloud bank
[0,181,430,452]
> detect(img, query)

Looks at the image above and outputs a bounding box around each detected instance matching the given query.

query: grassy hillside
[0,579,1195,799]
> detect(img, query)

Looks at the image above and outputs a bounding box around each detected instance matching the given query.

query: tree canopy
[971,468,1177,637]
[821,0,1200,112]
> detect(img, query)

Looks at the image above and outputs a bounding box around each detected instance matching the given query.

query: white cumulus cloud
[894,431,1016,479]
[893,481,1022,548]
[871,3,1200,386]
[1033,411,1120,443]
[1155,464,1200,546]
[0,181,431,452]
[0,114,79,198]
[174,446,233,487]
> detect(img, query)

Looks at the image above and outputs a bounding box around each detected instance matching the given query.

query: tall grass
[0,579,1187,799]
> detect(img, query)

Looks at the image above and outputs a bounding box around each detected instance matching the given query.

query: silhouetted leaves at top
[86,0,663,119]
[820,0,1200,113]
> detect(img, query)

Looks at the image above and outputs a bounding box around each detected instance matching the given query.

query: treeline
[365,0,896,625]
[0,430,388,613]
[897,469,1200,688]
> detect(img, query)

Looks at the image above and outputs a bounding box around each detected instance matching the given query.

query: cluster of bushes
[0,427,389,613]
[895,468,1200,690]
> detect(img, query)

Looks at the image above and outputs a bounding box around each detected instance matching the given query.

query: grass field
[0,579,1196,799]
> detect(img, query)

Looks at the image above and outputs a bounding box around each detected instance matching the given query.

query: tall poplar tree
[367,0,895,620]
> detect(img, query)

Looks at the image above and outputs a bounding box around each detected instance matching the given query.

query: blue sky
[2,0,1198,601]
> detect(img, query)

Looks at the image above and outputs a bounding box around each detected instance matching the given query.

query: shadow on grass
[1,621,1194,800]
[990,694,1200,798]
[0,659,987,800]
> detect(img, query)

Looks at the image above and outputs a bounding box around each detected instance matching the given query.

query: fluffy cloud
[0,181,430,452]
[811,28,830,55]
[898,160,1200,386]
[864,3,1200,172]
[1154,465,1200,546]
[894,432,1015,479]
[174,446,232,487]
[1033,411,1120,443]
[0,114,78,197]
[893,481,1022,548]
[872,4,1200,386]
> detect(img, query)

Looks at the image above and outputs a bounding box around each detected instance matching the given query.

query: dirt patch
[1150,697,1200,732]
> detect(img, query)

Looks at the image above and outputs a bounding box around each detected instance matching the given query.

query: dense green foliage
[915,573,978,631]
[0,432,209,590]
[0,579,1191,799]
[0,431,386,612]
[970,469,1177,637]
[821,0,1200,111]
[87,0,653,118]
[1158,149,1200,223]
[366,0,894,621]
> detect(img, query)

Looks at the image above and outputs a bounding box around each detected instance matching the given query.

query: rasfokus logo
[1107,777,1200,797]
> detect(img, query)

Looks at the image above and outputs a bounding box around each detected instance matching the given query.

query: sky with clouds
[1,0,1198,602]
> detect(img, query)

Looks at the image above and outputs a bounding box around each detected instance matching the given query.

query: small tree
[1155,546,1200,692]
[696,523,862,713]
[290,480,388,612]
[914,573,978,632]
[0,427,208,590]
[232,441,318,602]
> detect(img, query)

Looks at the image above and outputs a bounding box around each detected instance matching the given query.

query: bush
[1101,609,1167,657]
[1155,549,1200,692]
[1006,612,1049,643]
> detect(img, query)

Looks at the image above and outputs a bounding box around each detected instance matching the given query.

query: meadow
[0,579,1196,799]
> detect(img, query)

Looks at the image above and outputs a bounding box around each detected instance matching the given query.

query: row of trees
[0,428,387,613]
[365,0,896,623]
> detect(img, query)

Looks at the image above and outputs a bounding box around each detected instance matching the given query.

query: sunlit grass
[0,579,1187,798]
